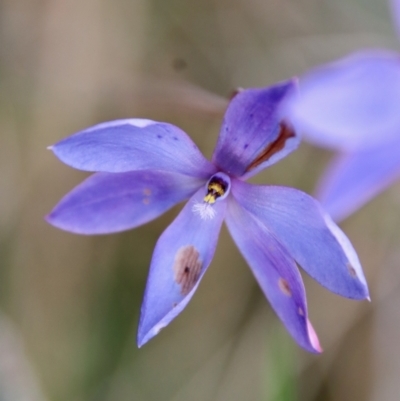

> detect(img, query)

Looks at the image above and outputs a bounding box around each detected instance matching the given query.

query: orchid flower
[287,0,400,222]
[46,80,369,353]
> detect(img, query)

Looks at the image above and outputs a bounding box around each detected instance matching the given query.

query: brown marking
[142,198,150,205]
[173,246,202,295]
[298,307,304,316]
[229,87,244,100]
[278,278,292,297]
[347,263,357,277]
[143,188,152,196]
[245,120,296,173]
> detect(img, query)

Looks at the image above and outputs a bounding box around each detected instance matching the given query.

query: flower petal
[46,170,204,234]
[212,81,300,179]
[287,51,400,150]
[225,197,322,353]
[231,180,369,300]
[50,119,216,178]
[317,138,400,221]
[137,188,227,347]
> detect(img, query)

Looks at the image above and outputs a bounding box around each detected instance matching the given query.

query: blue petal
[287,51,400,150]
[317,138,400,221]
[212,81,300,179]
[137,188,227,347]
[46,170,204,234]
[226,197,322,353]
[231,180,369,300]
[50,119,216,178]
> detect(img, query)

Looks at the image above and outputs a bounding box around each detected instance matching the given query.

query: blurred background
[0,0,399,400]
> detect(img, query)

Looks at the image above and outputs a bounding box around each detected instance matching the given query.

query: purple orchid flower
[46,80,369,353]
[286,0,400,222]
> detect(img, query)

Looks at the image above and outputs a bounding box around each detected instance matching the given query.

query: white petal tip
[136,332,148,348]
[127,118,156,128]
[137,320,168,348]
[307,319,323,353]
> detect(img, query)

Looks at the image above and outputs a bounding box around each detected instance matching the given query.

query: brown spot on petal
[347,263,357,277]
[173,246,202,295]
[143,188,152,196]
[142,198,150,205]
[245,120,296,173]
[278,278,292,297]
[298,307,304,316]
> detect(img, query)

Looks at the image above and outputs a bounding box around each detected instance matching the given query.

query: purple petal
[212,81,300,179]
[137,188,227,347]
[287,51,400,150]
[317,138,400,221]
[231,180,369,300]
[50,119,216,178]
[226,197,322,353]
[46,170,204,234]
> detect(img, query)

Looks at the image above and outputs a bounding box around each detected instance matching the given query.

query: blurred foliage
[0,0,399,400]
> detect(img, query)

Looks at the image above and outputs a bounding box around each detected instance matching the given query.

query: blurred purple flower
[286,0,400,222]
[47,80,369,353]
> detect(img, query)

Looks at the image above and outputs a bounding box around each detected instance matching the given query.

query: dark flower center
[204,173,230,204]
[192,172,231,220]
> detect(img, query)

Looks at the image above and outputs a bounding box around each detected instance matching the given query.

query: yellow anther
[203,181,225,204]
[194,174,229,220]
[208,182,225,196]
[204,193,217,204]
